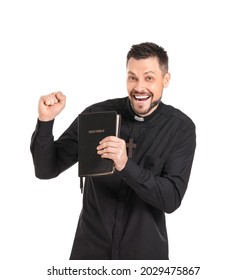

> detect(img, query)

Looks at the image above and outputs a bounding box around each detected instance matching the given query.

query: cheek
[127,83,133,94]
[150,84,163,98]
[149,84,159,94]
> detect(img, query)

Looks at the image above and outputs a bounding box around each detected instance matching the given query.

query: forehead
[127,57,161,74]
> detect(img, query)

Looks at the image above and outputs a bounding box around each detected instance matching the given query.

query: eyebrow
[144,71,155,75]
[127,71,136,75]
[127,70,155,75]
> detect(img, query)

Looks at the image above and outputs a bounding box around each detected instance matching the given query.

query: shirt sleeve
[121,122,196,214]
[30,118,78,179]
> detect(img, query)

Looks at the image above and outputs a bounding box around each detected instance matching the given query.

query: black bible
[78,111,121,177]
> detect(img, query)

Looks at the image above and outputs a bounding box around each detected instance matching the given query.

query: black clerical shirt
[30,97,196,260]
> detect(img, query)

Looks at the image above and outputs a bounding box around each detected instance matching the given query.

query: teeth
[135,95,149,100]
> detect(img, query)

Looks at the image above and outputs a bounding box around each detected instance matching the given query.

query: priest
[30,42,196,260]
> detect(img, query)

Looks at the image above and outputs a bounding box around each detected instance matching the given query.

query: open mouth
[133,95,151,101]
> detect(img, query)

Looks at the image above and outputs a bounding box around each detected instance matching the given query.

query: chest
[120,118,180,175]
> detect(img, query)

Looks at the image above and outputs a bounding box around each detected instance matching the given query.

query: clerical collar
[134,115,144,122]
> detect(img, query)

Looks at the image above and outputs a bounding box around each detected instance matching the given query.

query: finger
[40,95,50,106]
[97,146,118,155]
[55,91,66,104]
[97,140,119,152]
[44,96,57,106]
[98,149,117,160]
[40,93,60,106]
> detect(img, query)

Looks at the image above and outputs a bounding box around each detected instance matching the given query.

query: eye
[146,76,154,81]
[128,76,137,81]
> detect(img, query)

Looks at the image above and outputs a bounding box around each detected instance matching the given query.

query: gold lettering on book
[88,129,105,134]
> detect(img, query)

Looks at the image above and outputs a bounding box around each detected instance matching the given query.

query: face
[127,57,170,117]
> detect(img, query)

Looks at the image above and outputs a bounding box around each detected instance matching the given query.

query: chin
[133,105,152,117]
[130,97,159,117]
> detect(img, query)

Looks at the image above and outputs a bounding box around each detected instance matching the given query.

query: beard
[129,92,162,117]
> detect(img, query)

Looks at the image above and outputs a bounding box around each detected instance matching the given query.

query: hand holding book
[97,136,128,171]
[78,111,121,177]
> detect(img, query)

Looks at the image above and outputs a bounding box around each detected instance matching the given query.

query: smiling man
[31,42,196,260]
[127,53,170,117]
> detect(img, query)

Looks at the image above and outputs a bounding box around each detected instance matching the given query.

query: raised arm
[30,92,78,179]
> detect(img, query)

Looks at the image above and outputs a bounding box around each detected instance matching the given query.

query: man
[31,42,196,260]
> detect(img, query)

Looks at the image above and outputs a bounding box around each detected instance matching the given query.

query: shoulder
[160,103,196,130]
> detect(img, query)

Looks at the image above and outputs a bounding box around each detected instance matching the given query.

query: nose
[134,79,146,93]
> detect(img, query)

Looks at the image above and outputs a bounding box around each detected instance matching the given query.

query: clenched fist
[38,91,66,121]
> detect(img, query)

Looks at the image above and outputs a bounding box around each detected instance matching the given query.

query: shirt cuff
[120,159,142,184]
[36,119,54,137]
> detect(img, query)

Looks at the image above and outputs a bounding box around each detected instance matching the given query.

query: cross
[126,138,136,158]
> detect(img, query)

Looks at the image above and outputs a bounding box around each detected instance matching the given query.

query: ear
[163,72,171,88]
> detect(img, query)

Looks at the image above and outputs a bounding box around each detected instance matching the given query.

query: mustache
[130,89,152,96]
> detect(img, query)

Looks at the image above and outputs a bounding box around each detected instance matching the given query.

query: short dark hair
[127,42,169,74]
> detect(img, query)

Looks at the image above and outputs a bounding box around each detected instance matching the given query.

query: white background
[0,0,246,279]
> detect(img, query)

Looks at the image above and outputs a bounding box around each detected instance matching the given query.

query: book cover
[78,111,121,177]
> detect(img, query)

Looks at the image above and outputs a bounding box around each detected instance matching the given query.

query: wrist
[115,157,128,172]
[38,116,55,122]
